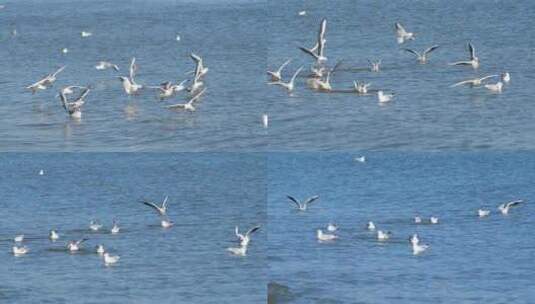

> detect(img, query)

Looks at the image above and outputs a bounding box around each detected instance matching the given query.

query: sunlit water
[268,152,535,303]
[267,0,535,151]
[0,0,267,151]
[0,153,266,303]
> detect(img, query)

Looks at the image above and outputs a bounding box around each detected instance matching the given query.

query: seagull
[354,156,366,163]
[150,80,188,100]
[412,242,429,255]
[403,45,439,64]
[367,221,376,231]
[377,91,394,103]
[267,59,291,82]
[49,230,60,241]
[410,233,420,246]
[484,81,503,93]
[59,86,90,119]
[165,87,206,112]
[227,244,248,256]
[450,75,498,88]
[286,195,319,211]
[81,31,92,37]
[299,19,327,63]
[61,48,69,54]
[119,57,142,95]
[95,61,120,71]
[12,246,28,256]
[110,219,120,234]
[449,42,479,69]
[141,196,169,216]
[67,238,88,252]
[501,72,511,83]
[478,209,491,218]
[353,81,371,94]
[317,229,338,241]
[190,53,209,81]
[26,66,66,94]
[103,252,120,266]
[327,223,338,232]
[39,169,45,175]
[430,217,439,224]
[161,217,174,228]
[414,216,422,224]
[298,10,306,16]
[377,230,391,241]
[395,22,415,44]
[96,245,105,255]
[368,59,381,72]
[262,114,268,128]
[89,220,103,231]
[235,225,261,247]
[498,200,524,215]
[316,71,332,91]
[14,235,24,243]
[268,66,303,93]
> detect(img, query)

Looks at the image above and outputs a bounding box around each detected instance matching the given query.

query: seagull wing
[52,66,66,77]
[424,45,440,55]
[304,195,320,206]
[507,200,524,208]
[449,61,472,66]
[468,42,476,60]
[395,22,407,35]
[298,46,319,60]
[290,66,303,84]
[162,196,169,209]
[277,59,292,73]
[245,225,261,237]
[450,79,474,87]
[403,48,420,58]
[479,75,498,81]
[286,195,301,209]
[142,200,163,214]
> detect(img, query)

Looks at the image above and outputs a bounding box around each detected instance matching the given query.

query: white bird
[267,59,291,82]
[268,66,303,93]
[39,169,45,175]
[430,217,439,224]
[103,252,120,265]
[119,57,142,95]
[235,225,261,247]
[14,235,24,243]
[61,48,69,54]
[67,238,88,252]
[501,72,510,83]
[191,53,209,79]
[89,220,102,231]
[150,80,188,100]
[327,223,338,232]
[412,242,429,255]
[286,194,320,211]
[478,209,491,218]
[166,87,206,112]
[395,22,415,44]
[410,233,420,246]
[317,229,338,241]
[26,66,66,94]
[96,245,105,255]
[367,221,376,231]
[368,59,381,72]
[377,91,394,103]
[403,45,439,64]
[49,230,60,241]
[299,19,327,63]
[59,86,90,119]
[298,10,306,16]
[12,246,28,256]
[176,35,181,41]
[161,217,174,228]
[450,75,498,88]
[377,230,391,241]
[227,244,248,256]
[141,196,169,216]
[414,216,422,224]
[81,31,92,37]
[95,61,120,71]
[498,200,524,215]
[449,42,479,69]
[353,81,371,94]
[262,114,268,128]
[484,81,503,93]
[110,219,120,234]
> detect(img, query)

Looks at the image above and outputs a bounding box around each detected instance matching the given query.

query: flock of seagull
[25,32,209,119]
[10,187,262,265]
[267,19,511,103]
[287,195,526,255]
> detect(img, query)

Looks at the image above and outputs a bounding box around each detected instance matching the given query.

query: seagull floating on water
[353,81,371,94]
[412,241,429,255]
[414,216,422,224]
[368,59,381,72]
[395,22,415,44]
[377,230,391,241]
[449,42,479,69]
[67,238,88,252]
[96,245,105,255]
[317,229,338,241]
[49,230,59,241]
[103,252,120,266]
[262,114,268,128]
[111,219,120,234]
[367,221,376,231]
[12,246,28,256]
[430,217,439,224]
[498,200,524,215]
[89,220,103,231]
[403,45,439,64]
[161,217,174,228]
[286,194,320,211]
[484,81,503,93]
[478,209,491,218]
[81,31,92,38]
[377,91,394,103]
[39,169,45,175]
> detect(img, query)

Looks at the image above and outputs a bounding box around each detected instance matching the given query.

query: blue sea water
[268,152,535,303]
[0,0,267,151]
[0,153,266,303]
[267,0,535,151]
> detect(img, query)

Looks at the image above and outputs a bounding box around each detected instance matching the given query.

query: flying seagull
[403,45,439,64]
[286,195,319,211]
